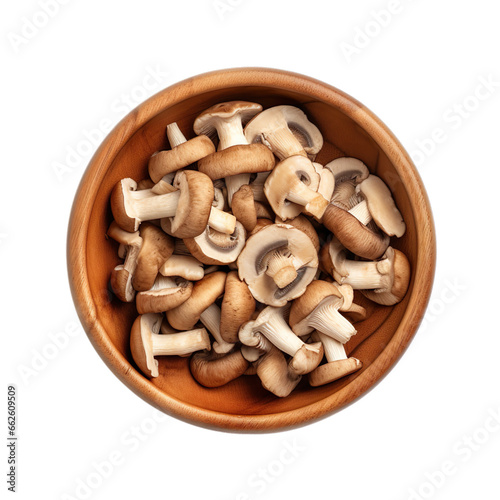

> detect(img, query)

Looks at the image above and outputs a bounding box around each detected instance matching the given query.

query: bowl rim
[67,67,436,432]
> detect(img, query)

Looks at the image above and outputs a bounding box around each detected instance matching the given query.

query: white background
[2,1,500,499]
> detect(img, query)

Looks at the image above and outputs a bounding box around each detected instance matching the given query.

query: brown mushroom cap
[132,222,174,292]
[148,135,215,183]
[249,218,274,236]
[361,248,411,305]
[197,143,275,180]
[308,358,362,387]
[322,203,389,260]
[220,271,256,343]
[169,170,214,238]
[288,343,324,376]
[190,349,249,388]
[166,271,227,330]
[231,184,257,233]
[130,313,163,378]
[289,280,343,328]
[136,276,193,314]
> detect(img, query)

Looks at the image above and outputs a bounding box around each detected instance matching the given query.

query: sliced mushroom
[194,101,275,205]
[107,222,143,302]
[308,331,362,387]
[238,223,318,306]
[356,175,406,237]
[130,313,210,378]
[148,122,215,183]
[275,215,320,253]
[244,105,323,161]
[220,271,256,343]
[159,254,204,281]
[324,157,369,185]
[313,162,335,204]
[289,280,357,344]
[183,222,246,266]
[190,349,249,388]
[136,276,193,314]
[264,155,328,220]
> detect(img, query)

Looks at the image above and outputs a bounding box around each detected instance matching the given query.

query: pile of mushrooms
[107,101,411,397]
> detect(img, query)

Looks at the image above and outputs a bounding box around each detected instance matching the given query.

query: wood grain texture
[67,68,436,432]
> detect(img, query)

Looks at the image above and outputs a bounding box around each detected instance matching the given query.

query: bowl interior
[74,73,432,430]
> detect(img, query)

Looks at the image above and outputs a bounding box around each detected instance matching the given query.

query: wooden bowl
[68,68,436,432]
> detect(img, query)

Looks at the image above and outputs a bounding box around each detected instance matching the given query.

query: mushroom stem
[216,118,248,150]
[348,199,372,225]
[301,297,357,344]
[209,206,237,234]
[199,303,235,354]
[258,310,305,356]
[343,260,389,290]
[286,182,328,219]
[264,249,298,289]
[262,126,307,161]
[166,122,187,148]
[151,328,211,356]
[129,189,182,220]
[312,331,347,362]
[226,173,251,207]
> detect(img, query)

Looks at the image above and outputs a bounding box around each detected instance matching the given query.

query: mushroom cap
[322,203,390,260]
[255,345,302,398]
[263,155,327,220]
[343,303,367,323]
[183,222,246,265]
[361,248,411,305]
[231,184,257,233]
[289,280,343,328]
[194,101,263,138]
[237,223,319,307]
[249,218,274,236]
[319,237,349,282]
[254,201,274,220]
[244,105,323,159]
[308,358,362,387]
[132,222,174,292]
[110,178,141,232]
[220,271,256,343]
[130,313,163,378]
[197,144,275,180]
[110,267,135,302]
[190,349,249,388]
[324,157,370,185]
[136,276,193,314]
[288,342,324,376]
[166,271,227,330]
[170,170,214,238]
[275,214,320,253]
[148,135,216,183]
[356,175,406,238]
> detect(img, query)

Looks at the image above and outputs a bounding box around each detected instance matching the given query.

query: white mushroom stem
[342,259,390,290]
[348,200,372,225]
[258,311,305,356]
[151,328,210,356]
[199,304,235,354]
[295,297,356,344]
[312,331,347,362]
[241,345,263,362]
[286,181,327,216]
[160,255,204,281]
[264,249,298,289]
[262,126,306,161]
[215,118,248,150]
[166,122,187,148]
[209,206,237,234]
